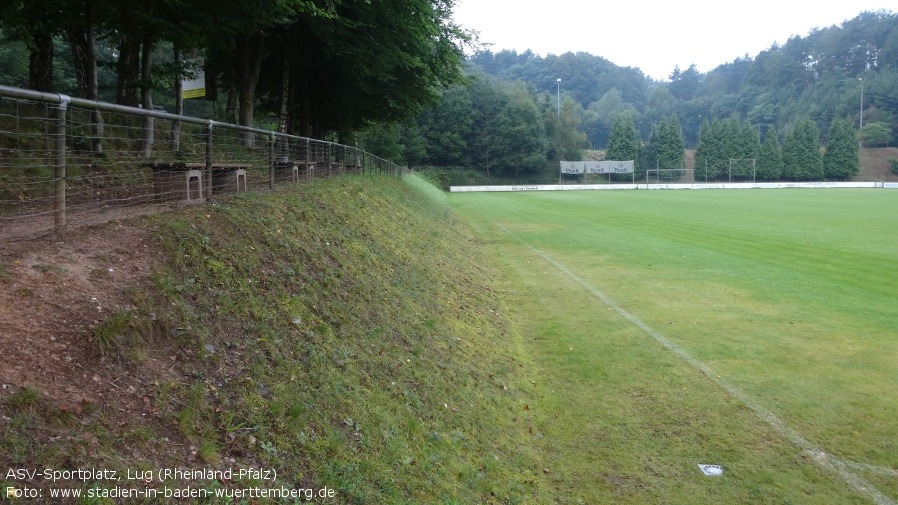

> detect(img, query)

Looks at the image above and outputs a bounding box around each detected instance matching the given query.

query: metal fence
[0,84,402,238]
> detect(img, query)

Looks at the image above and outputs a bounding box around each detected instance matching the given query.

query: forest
[0,0,469,139]
[393,9,897,181]
[1,4,896,181]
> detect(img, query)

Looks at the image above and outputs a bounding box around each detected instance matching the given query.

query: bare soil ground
[0,212,184,442]
[858,147,898,181]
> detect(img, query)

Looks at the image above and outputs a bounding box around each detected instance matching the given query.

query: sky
[451,0,894,81]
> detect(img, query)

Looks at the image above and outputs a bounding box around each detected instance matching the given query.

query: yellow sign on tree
[181,58,206,99]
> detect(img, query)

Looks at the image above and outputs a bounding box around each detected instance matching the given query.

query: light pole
[556,78,561,118]
[859,77,864,147]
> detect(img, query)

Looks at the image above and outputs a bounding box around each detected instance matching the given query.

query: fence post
[54,97,70,229]
[269,134,276,190]
[205,121,213,199]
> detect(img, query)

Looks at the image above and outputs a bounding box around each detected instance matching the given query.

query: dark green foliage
[491,87,548,176]
[783,119,823,181]
[551,97,587,161]
[668,64,701,101]
[355,123,407,165]
[694,117,753,180]
[417,85,474,166]
[605,113,641,181]
[823,118,860,179]
[656,114,684,170]
[694,119,719,180]
[859,122,893,147]
[1,0,469,138]
[756,127,784,181]
[606,113,640,162]
[463,11,898,170]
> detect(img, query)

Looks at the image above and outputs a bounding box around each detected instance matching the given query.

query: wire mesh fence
[0,85,401,240]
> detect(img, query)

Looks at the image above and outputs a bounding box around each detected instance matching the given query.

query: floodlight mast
[859,77,864,148]
[556,78,561,118]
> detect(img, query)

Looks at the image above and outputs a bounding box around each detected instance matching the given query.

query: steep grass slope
[0,175,547,503]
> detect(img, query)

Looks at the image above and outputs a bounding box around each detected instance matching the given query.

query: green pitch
[450,188,898,504]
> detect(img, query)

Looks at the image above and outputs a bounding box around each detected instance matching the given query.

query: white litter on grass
[698,464,723,476]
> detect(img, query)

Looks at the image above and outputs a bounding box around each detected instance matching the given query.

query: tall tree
[782,118,823,180]
[668,64,701,101]
[605,112,641,181]
[823,118,860,179]
[732,122,761,179]
[756,127,783,181]
[491,85,547,177]
[694,118,720,180]
[418,84,473,166]
[464,74,508,175]
[657,114,685,170]
[2,0,64,92]
[605,113,640,162]
[292,0,468,139]
[582,87,628,148]
[552,96,587,161]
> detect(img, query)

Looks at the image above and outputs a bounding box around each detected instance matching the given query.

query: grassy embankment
[1,175,550,503]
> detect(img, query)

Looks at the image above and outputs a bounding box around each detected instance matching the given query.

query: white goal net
[645,168,694,184]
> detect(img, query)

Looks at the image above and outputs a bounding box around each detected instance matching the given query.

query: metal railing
[0,84,402,237]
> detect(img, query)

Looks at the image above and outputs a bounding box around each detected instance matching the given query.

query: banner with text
[561,160,634,174]
[592,160,634,174]
[560,161,585,174]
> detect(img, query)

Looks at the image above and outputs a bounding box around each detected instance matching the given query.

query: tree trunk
[28,32,54,92]
[234,33,265,147]
[172,46,183,153]
[277,38,290,134]
[140,30,154,158]
[226,81,237,124]
[116,34,140,106]
[68,0,103,154]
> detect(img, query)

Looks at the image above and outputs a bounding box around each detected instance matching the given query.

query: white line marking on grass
[491,220,896,505]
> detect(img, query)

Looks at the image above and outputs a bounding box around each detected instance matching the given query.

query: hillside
[0,176,548,502]
[858,147,898,181]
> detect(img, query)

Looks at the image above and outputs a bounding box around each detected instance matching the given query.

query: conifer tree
[606,113,641,181]
[823,118,860,180]
[657,114,685,172]
[732,123,760,179]
[693,118,713,181]
[783,119,823,180]
[756,127,783,181]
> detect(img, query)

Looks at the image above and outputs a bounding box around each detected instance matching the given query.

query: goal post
[728,158,756,182]
[645,168,694,184]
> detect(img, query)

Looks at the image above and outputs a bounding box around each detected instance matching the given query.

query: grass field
[450,188,898,504]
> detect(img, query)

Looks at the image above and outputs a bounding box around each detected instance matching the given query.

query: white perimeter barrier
[450,181,897,192]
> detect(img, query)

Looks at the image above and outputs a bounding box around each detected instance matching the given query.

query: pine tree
[606,113,641,181]
[756,128,783,181]
[641,127,660,177]
[732,123,760,179]
[553,97,587,162]
[694,118,713,181]
[657,114,685,171]
[823,118,860,180]
[783,119,823,181]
